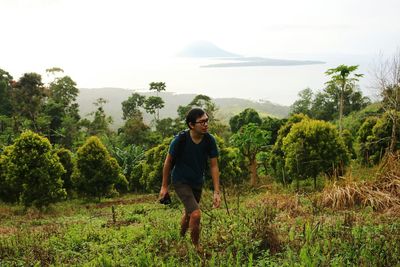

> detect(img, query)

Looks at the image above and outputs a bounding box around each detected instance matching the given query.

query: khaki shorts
[174,183,202,214]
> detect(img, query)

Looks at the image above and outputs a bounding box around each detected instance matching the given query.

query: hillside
[76,88,290,128]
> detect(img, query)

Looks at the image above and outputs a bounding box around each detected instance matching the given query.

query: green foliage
[119,115,150,146]
[108,143,145,192]
[45,75,80,147]
[261,116,285,146]
[290,88,313,117]
[12,73,46,130]
[357,116,378,164]
[341,102,382,136]
[155,117,183,139]
[230,123,271,185]
[229,108,262,133]
[149,81,166,93]
[144,96,164,121]
[0,146,19,203]
[49,76,79,108]
[213,135,245,185]
[1,190,399,266]
[270,113,309,184]
[282,119,349,187]
[0,68,13,117]
[55,148,74,197]
[73,136,127,199]
[121,92,146,120]
[0,131,66,208]
[363,112,400,164]
[135,137,171,192]
[177,94,218,122]
[342,128,356,159]
[84,98,113,136]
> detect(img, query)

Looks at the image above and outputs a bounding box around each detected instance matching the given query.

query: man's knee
[190,209,201,221]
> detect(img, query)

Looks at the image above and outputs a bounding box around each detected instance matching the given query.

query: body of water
[75,54,377,106]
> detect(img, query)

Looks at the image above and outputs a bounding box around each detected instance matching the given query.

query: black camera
[159,192,171,205]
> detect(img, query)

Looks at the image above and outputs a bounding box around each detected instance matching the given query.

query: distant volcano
[177,41,241,58]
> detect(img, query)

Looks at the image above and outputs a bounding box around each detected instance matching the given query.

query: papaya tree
[325,65,363,133]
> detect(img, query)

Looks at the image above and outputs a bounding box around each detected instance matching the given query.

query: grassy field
[1,179,399,266]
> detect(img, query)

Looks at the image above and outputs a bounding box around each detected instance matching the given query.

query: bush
[73,136,127,200]
[1,131,66,208]
[55,148,74,197]
[282,119,349,188]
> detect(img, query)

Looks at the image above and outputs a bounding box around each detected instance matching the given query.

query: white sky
[1,0,400,104]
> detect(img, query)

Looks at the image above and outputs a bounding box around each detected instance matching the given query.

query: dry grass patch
[321,153,400,211]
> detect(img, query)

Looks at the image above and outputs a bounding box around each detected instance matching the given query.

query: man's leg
[189,209,201,246]
[180,212,190,236]
[174,183,202,245]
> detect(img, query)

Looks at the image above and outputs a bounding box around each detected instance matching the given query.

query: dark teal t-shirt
[169,132,218,187]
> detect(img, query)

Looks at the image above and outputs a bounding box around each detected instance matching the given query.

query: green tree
[177,94,218,122]
[2,131,66,208]
[45,74,81,147]
[0,146,20,203]
[325,65,364,133]
[73,136,127,200]
[229,108,262,133]
[270,114,309,184]
[357,116,378,165]
[120,115,150,146]
[0,69,15,146]
[13,73,46,131]
[134,137,171,192]
[230,123,271,186]
[155,117,183,138]
[310,91,337,121]
[49,76,79,108]
[212,135,245,186]
[144,96,165,121]
[364,112,400,164]
[290,88,313,116]
[149,82,166,96]
[282,119,349,189]
[121,93,146,120]
[84,98,113,136]
[0,68,13,117]
[261,116,285,145]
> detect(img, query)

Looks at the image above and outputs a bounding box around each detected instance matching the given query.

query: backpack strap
[170,130,188,168]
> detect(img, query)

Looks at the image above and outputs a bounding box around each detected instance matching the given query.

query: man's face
[191,114,209,134]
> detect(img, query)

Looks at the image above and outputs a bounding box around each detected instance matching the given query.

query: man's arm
[160,154,173,198]
[210,157,221,208]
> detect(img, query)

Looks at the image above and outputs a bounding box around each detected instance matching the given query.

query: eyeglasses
[194,119,209,126]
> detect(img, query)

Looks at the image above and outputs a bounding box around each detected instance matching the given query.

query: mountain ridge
[77,88,290,129]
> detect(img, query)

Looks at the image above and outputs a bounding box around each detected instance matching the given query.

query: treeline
[0,51,399,209]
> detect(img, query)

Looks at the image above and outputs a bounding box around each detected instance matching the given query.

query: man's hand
[213,191,221,208]
[159,186,168,199]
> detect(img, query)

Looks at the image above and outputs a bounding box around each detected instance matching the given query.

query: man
[159,108,221,248]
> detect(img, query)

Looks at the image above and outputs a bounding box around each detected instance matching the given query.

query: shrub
[2,131,66,208]
[55,148,74,197]
[73,136,127,199]
[282,119,349,189]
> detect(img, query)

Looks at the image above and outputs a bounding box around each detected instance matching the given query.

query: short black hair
[185,108,207,128]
